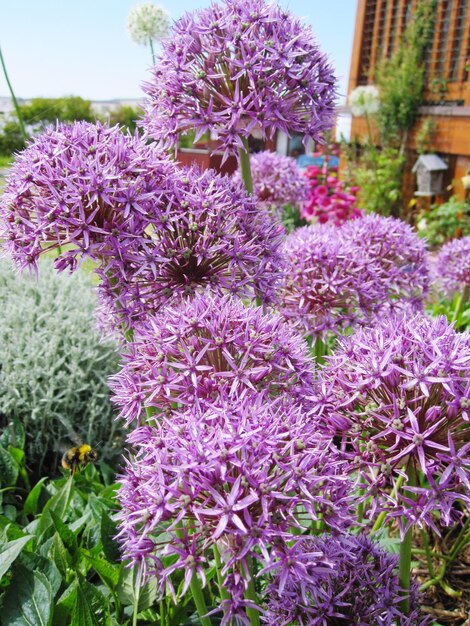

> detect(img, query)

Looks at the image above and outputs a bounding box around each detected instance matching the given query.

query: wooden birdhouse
[412,154,448,196]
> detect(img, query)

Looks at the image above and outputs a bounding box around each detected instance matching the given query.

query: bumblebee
[61,444,98,475]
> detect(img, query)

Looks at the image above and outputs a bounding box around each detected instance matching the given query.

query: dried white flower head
[127,3,170,46]
[348,85,380,117]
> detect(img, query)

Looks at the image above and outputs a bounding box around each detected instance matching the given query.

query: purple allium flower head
[340,214,430,311]
[0,121,170,271]
[435,236,470,295]
[110,294,316,423]
[264,533,429,626]
[141,0,336,158]
[314,313,470,534]
[97,165,284,328]
[116,394,354,615]
[278,225,384,339]
[232,151,307,213]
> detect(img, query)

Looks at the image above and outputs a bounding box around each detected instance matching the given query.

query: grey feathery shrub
[0,260,121,472]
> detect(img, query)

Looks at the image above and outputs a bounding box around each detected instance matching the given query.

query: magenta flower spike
[141,0,336,158]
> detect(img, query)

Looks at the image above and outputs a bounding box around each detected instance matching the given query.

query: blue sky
[1,1,357,104]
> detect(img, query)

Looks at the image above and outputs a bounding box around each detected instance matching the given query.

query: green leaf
[53,579,78,626]
[2,565,53,626]
[116,565,158,612]
[49,511,78,554]
[49,532,72,578]
[0,535,33,579]
[71,577,111,626]
[83,552,119,589]
[36,478,73,538]
[23,478,48,517]
[0,444,19,487]
[0,418,26,450]
[19,552,62,597]
[100,511,120,564]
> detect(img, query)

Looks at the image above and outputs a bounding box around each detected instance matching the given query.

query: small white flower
[127,3,170,45]
[348,85,380,117]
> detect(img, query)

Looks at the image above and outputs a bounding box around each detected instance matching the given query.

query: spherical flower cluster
[278,225,383,339]
[127,3,170,45]
[110,294,316,423]
[314,314,470,534]
[97,165,284,327]
[141,0,336,157]
[116,394,354,617]
[264,534,428,626]
[0,122,171,272]
[341,213,430,310]
[435,236,470,295]
[232,151,307,214]
[349,85,380,117]
[301,162,363,225]
[0,123,283,329]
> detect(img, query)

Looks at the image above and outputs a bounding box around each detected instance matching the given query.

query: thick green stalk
[371,474,405,533]
[314,336,327,365]
[189,572,212,626]
[213,545,230,601]
[451,284,469,325]
[238,138,253,195]
[245,557,261,626]
[0,46,27,140]
[132,565,142,626]
[398,463,417,615]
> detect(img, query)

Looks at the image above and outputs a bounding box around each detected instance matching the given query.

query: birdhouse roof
[412,154,448,173]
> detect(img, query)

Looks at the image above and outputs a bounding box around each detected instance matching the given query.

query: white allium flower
[348,85,380,117]
[127,3,170,45]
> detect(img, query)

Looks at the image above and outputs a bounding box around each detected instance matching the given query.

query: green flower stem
[148,37,156,65]
[420,517,470,594]
[245,557,261,626]
[371,474,405,533]
[398,463,417,615]
[0,46,27,140]
[213,545,230,601]
[451,284,469,325]
[132,565,142,626]
[238,138,254,195]
[419,529,435,578]
[314,336,327,365]
[189,572,212,626]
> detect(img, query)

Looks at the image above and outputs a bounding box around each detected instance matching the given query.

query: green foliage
[0,261,121,475]
[354,147,405,216]
[0,454,204,626]
[108,105,141,133]
[426,291,470,332]
[415,117,436,155]
[20,97,95,130]
[0,121,26,155]
[417,196,470,247]
[281,203,307,233]
[376,0,437,146]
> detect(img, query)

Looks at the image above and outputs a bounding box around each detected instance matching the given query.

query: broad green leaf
[71,577,111,626]
[36,478,73,537]
[53,579,78,626]
[23,478,48,517]
[117,565,158,612]
[100,511,120,564]
[49,511,78,554]
[19,552,62,597]
[2,565,53,626]
[83,552,119,589]
[0,444,19,487]
[49,532,72,578]
[0,535,33,579]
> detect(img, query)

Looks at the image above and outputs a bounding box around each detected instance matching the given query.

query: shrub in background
[417,196,470,247]
[0,260,120,473]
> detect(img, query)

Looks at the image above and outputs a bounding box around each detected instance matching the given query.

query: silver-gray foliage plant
[0,260,120,471]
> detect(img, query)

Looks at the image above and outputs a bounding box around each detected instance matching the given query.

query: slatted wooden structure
[348,0,470,200]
